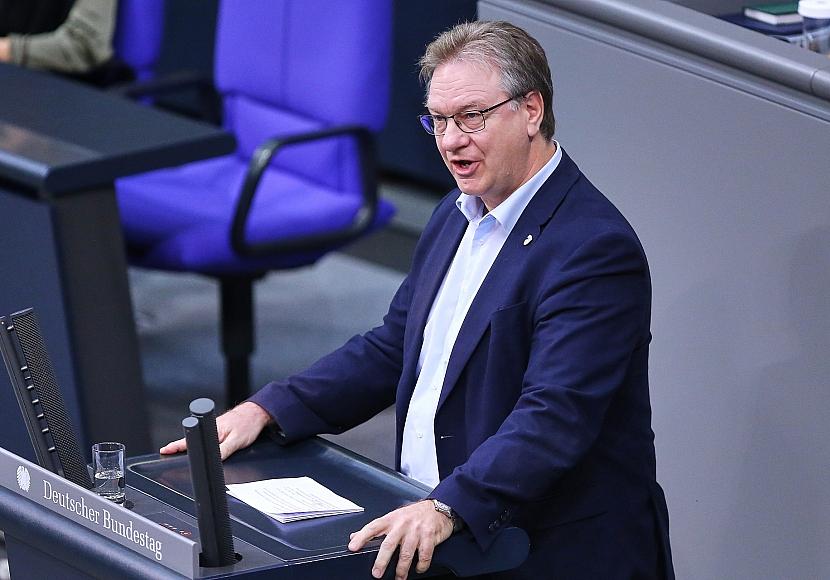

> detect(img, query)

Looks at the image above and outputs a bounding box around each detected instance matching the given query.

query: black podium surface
[0,438,529,579]
[0,64,235,458]
[128,437,529,578]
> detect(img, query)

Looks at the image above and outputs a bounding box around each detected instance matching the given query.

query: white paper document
[226,477,364,523]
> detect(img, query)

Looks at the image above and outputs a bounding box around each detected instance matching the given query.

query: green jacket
[9,0,117,73]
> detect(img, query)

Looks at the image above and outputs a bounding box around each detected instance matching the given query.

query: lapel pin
[523,234,533,246]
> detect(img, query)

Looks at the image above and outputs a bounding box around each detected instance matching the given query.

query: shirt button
[416,432,423,439]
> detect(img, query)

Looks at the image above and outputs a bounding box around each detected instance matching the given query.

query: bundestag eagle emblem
[16,465,31,492]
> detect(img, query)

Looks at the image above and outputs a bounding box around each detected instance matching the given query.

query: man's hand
[0,38,11,62]
[159,401,272,460]
[348,500,453,580]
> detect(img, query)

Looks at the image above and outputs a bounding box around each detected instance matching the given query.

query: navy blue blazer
[250,150,673,578]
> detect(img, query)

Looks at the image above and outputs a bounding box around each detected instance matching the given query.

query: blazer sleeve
[430,229,652,550]
[247,272,411,441]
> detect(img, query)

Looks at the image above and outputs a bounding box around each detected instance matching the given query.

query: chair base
[220,277,255,406]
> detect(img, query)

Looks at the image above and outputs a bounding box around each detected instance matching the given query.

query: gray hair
[419,20,556,140]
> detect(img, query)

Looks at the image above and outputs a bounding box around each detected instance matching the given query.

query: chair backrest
[114,0,165,81]
[213,0,393,191]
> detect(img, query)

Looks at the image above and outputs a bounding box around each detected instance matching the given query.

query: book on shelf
[720,12,804,36]
[744,2,802,25]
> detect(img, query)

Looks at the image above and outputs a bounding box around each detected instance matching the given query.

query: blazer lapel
[397,205,467,407]
[436,150,581,410]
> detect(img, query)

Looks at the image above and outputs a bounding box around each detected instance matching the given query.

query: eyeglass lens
[421,111,485,135]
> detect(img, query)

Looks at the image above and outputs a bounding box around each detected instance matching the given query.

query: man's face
[427,60,539,210]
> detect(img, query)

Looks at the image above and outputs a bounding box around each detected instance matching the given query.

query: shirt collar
[455,140,562,234]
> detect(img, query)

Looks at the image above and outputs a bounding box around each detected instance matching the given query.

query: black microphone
[183,398,236,567]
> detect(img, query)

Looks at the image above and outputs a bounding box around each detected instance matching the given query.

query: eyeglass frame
[418,93,527,136]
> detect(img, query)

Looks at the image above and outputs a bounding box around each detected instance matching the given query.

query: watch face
[432,499,462,532]
[432,499,454,519]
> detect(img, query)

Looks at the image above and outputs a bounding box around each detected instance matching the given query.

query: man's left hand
[348,500,453,580]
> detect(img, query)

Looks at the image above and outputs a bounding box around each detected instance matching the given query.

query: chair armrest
[230,125,379,257]
[108,70,221,123]
[108,69,212,99]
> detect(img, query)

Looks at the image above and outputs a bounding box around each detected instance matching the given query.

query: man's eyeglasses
[418,95,522,136]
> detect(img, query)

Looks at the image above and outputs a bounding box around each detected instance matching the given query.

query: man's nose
[440,120,470,150]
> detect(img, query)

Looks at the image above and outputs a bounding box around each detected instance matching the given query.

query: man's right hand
[0,38,10,63]
[159,401,273,461]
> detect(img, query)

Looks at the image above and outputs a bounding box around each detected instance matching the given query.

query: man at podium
[162,20,674,580]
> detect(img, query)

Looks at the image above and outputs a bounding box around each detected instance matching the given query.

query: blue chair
[116,0,395,405]
[114,0,165,81]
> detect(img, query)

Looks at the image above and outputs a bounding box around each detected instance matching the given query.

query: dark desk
[0,64,235,457]
[1,438,529,579]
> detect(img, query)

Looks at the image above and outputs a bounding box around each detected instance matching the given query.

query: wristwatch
[430,499,463,533]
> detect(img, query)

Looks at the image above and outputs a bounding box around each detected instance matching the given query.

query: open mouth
[452,159,478,174]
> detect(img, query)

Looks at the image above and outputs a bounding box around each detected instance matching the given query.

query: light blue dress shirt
[400,142,562,487]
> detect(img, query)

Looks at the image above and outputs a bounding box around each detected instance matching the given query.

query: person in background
[0,0,118,81]
[162,20,675,580]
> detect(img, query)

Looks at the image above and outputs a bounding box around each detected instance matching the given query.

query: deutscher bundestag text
[43,479,164,560]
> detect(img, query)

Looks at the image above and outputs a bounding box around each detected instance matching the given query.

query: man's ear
[524,91,545,138]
